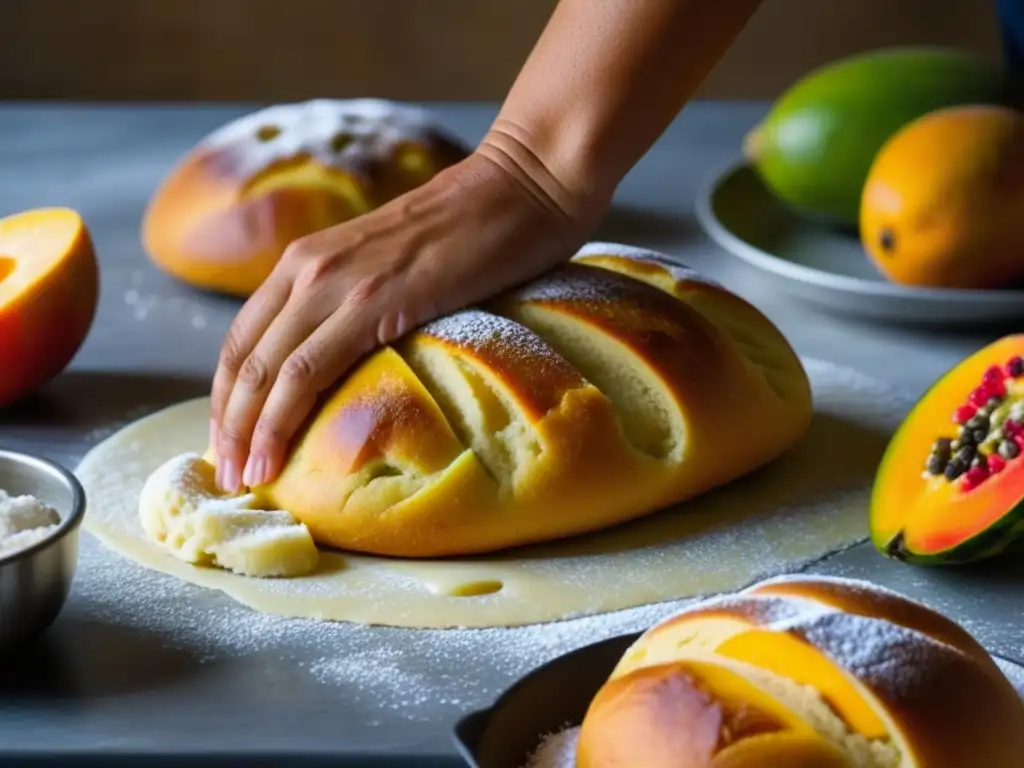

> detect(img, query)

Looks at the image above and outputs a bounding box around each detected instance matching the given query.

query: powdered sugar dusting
[644,575,974,702]
[418,309,568,371]
[200,98,463,182]
[509,262,653,306]
[416,308,586,398]
[747,573,914,604]
[574,241,722,289]
[662,592,833,631]
[796,612,957,702]
[523,727,580,768]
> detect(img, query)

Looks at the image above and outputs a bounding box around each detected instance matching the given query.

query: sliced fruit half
[870,335,1024,565]
[0,207,99,406]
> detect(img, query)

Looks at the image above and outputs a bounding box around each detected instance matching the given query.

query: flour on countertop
[124,284,211,330]
[72,525,705,718]
[69,357,938,726]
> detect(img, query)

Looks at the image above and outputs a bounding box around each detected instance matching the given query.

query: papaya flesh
[871,335,1024,565]
[860,104,1024,290]
[744,46,1024,227]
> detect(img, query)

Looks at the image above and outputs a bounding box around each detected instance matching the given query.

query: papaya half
[871,335,1024,566]
[744,46,1024,227]
[860,104,1024,290]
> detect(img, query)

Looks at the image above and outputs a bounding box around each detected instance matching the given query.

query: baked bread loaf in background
[142,98,469,296]
[577,574,1024,767]
[221,242,814,557]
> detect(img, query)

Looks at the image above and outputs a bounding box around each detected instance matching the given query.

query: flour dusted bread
[577,575,1024,767]
[142,98,468,296]
[228,242,814,557]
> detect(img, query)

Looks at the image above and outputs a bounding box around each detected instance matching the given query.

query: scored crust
[256,243,814,557]
[582,574,1024,768]
[141,98,468,296]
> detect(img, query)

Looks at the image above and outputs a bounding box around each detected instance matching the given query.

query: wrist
[475,119,614,238]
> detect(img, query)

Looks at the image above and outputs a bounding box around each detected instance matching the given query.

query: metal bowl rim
[0,448,86,566]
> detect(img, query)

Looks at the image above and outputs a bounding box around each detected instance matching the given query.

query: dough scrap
[0,489,61,558]
[75,358,913,629]
[138,452,319,578]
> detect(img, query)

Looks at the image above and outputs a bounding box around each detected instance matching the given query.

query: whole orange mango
[860,104,1024,289]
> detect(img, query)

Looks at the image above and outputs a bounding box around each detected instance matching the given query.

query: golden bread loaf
[236,242,813,557]
[142,98,468,296]
[577,574,1024,767]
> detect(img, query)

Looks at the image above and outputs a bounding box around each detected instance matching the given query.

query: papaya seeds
[870,336,1024,566]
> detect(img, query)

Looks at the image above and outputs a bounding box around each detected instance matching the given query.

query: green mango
[744,46,1024,227]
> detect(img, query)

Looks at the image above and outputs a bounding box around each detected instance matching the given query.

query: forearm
[478,0,764,222]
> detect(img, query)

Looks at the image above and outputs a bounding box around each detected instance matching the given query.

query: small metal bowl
[0,449,85,654]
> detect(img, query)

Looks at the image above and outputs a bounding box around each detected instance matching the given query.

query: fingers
[215,294,330,492]
[210,275,292,449]
[245,306,376,487]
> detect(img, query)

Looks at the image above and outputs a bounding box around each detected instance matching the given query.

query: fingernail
[220,459,241,493]
[209,419,219,449]
[242,455,267,488]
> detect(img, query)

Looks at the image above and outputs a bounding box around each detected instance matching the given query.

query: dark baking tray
[452,631,641,768]
[452,631,1024,768]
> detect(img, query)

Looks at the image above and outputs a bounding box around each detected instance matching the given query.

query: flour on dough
[138,453,319,578]
[0,489,61,558]
[75,358,914,629]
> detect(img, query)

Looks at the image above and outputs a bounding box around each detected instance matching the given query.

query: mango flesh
[745,46,1024,226]
[871,335,1024,565]
[616,612,888,741]
[0,208,99,406]
[576,659,823,768]
[860,104,1024,289]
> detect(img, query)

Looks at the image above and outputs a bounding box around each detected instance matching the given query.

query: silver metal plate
[695,161,1024,326]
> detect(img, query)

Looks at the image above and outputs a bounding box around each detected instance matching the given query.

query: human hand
[209,142,607,493]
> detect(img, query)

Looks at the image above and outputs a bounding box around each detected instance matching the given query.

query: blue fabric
[998,0,1024,70]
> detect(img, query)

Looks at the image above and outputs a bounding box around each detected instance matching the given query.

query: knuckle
[282,236,314,263]
[280,351,317,385]
[217,423,248,451]
[346,272,390,308]
[219,328,249,374]
[296,256,339,293]
[237,354,271,391]
[252,416,284,447]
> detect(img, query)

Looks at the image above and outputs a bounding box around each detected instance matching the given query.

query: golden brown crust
[412,309,589,421]
[252,243,813,557]
[582,575,1024,768]
[142,99,469,296]
[577,663,766,768]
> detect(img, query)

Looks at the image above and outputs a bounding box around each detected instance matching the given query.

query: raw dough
[0,489,61,558]
[75,358,912,629]
[138,453,319,578]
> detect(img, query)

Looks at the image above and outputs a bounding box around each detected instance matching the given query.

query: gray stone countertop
[0,101,1021,764]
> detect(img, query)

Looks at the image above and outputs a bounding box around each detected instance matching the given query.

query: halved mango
[871,335,1024,565]
[0,208,99,406]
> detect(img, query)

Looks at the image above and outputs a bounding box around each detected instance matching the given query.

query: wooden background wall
[0,0,1005,102]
